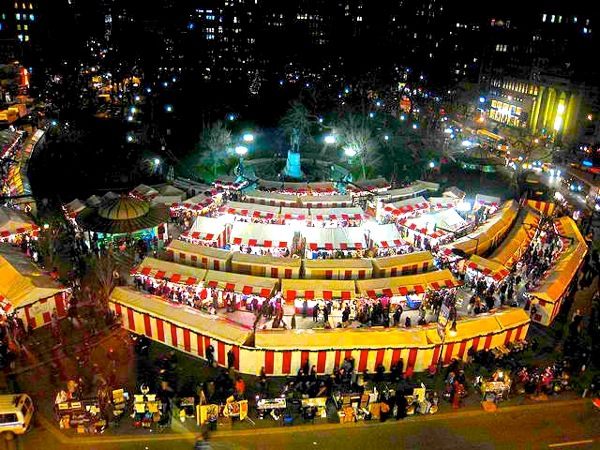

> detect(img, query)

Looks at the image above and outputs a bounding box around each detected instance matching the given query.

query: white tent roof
[180,216,227,241]
[427,197,455,208]
[382,196,429,214]
[302,226,366,250]
[475,194,501,206]
[86,195,102,208]
[363,223,403,247]
[244,190,299,206]
[0,207,38,236]
[131,184,159,199]
[443,186,466,200]
[158,184,186,198]
[428,208,468,232]
[222,201,281,217]
[152,196,184,206]
[300,195,353,207]
[309,207,367,221]
[230,222,295,248]
[64,199,86,215]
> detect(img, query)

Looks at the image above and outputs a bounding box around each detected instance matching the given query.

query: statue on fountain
[283,127,303,179]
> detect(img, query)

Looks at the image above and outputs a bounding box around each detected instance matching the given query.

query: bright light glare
[153,158,161,165]
[242,133,254,143]
[429,161,435,168]
[324,135,336,144]
[461,140,474,147]
[344,146,357,157]
[235,145,248,156]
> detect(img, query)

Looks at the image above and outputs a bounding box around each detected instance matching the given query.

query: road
[12,399,599,450]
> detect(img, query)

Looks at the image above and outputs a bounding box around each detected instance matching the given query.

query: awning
[489,210,539,269]
[300,195,353,208]
[363,223,403,248]
[372,251,435,272]
[427,197,455,209]
[204,270,277,298]
[166,240,232,262]
[356,269,460,297]
[383,196,429,215]
[131,257,207,286]
[466,255,509,281]
[230,221,295,248]
[309,207,367,222]
[179,215,226,242]
[281,279,355,301]
[221,201,281,218]
[302,226,366,250]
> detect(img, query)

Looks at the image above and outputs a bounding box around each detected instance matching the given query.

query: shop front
[302,258,372,280]
[165,240,232,271]
[203,270,278,307]
[219,201,281,223]
[372,251,435,277]
[489,209,539,269]
[464,255,510,283]
[230,221,296,257]
[281,279,356,314]
[244,190,299,207]
[179,215,228,248]
[231,252,301,279]
[302,227,366,259]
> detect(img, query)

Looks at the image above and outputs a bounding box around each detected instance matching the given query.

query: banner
[197,404,219,426]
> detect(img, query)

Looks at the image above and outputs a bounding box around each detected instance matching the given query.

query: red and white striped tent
[381,196,429,217]
[427,197,455,210]
[230,222,295,249]
[372,251,435,277]
[526,200,555,216]
[306,181,339,195]
[169,193,215,213]
[356,269,460,298]
[308,207,367,222]
[396,218,447,240]
[280,207,309,221]
[109,287,251,371]
[475,194,501,207]
[376,180,439,203]
[300,195,353,208]
[465,255,509,281]
[348,177,391,194]
[213,176,246,191]
[131,256,208,286]
[179,215,227,247]
[363,223,403,248]
[63,199,86,217]
[244,190,299,207]
[302,226,366,251]
[130,184,159,200]
[302,258,373,280]
[0,207,40,240]
[281,278,356,302]
[489,209,539,269]
[165,240,232,271]
[203,270,277,298]
[0,254,69,328]
[220,201,281,220]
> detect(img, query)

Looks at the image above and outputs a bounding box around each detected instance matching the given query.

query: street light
[343,145,357,158]
[324,134,337,144]
[235,145,248,157]
[242,132,254,143]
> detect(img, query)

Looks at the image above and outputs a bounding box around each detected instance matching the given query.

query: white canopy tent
[180,215,228,243]
[363,223,403,248]
[309,206,367,221]
[302,226,366,250]
[427,197,455,209]
[221,201,281,218]
[230,221,295,248]
[381,196,429,216]
[475,194,501,206]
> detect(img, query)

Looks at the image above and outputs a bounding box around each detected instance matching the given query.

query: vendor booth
[526,200,555,216]
[131,256,208,288]
[76,195,170,250]
[258,179,308,193]
[0,253,70,328]
[306,181,339,195]
[281,279,356,312]
[130,184,159,201]
[302,227,367,258]
[363,223,406,256]
[0,206,40,243]
[379,196,429,220]
[244,190,299,207]
[443,186,466,202]
[280,207,309,222]
[489,210,539,269]
[166,240,232,271]
[348,177,390,195]
[203,270,277,299]
[375,180,439,203]
[300,195,353,208]
[427,197,455,210]
[474,194,501,208]
[465,255,510,282]
[151,184,186,206]
[230,221,295,249]
[528,217,587,326]
[371,251,435,277]
[308,207,367,226]
[179,215,228,247]
[356,269,460,308]
[231,252,301,279]
[109,287,251,368]
[220,201,281,222]
[255,326,430,375]
[302,258,372,280]
[169,193,216,217]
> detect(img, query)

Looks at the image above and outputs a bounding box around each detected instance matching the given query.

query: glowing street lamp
[242,133,254,143]
[235,145,248,156]
[343,145,357,158]
[324,134,337,144]
[165,104,173,113]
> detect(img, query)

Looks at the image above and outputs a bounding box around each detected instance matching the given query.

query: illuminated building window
[24,34,29,41]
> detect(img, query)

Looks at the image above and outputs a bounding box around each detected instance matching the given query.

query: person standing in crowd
[206,345,215,368]
[312,304,319,322]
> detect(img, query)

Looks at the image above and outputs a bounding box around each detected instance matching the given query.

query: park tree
[279,102,316,153]
[199,120,233,179]
[335,113,382,180]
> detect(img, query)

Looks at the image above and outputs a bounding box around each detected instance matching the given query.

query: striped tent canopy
[302,226,366,250]
[466,255,509,281]
[281,279,356,301]
[356,269,460,298]
[203,270,277,297]
[131,256,208,285]
[0,206,39,238]
[179,215,227,242]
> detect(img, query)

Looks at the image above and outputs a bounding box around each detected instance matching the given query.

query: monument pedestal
[284,151,303,179]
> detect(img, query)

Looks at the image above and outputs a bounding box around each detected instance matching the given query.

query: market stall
[356,269,460,308]
[179,215,229,247]
[254,326,430,375]
[465,255,510,282]
[0,206,40,243]
[230,221,296,255]
[169,193,216,217]
[258,179,308,194]
[362,223,406,255]
[109,287,251,369]
[0,254,70,328]
[371,251,435,277]
[280,206,309,223]
[203,270,278,299]
[166,240,232,271]
[306,181,340,195]
[244,190,299,207]
[375,180,439,203]
[308,207,367,227]
[348,177,391,195]
[300,195,353,208]
[281,279,356,312]
[213,175,247,191]
[130,184,159,201]
[302,258,372,280]
[474,194,501,208]
[526,200,555,216]
[427,197,456,211]
[528,217,587,326]
[151,184,186,206]
[230,252,301,279]
[131,256,208,288]
[489,209,539,269]
[220,201,281,222]
[379,196,429,221]
[302,226,366,258]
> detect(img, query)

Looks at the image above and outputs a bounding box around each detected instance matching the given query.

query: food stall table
[301,397,328,419]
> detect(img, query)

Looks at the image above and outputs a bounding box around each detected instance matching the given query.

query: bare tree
[335,114,382,180]
[200,120,233,177]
